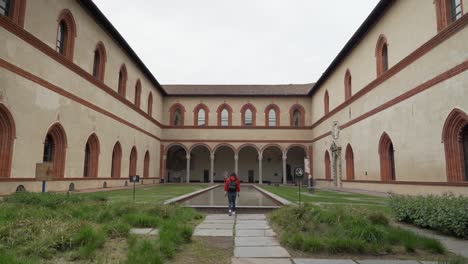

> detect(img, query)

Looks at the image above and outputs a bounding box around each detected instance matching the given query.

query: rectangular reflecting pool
[182,185,280,207]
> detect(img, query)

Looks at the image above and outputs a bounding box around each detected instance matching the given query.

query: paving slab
[294,259,356,264]
[232,258,292,264]
[193,228,233,237]
[236,220,269,225]
[237,214,266,220]
[236,223,270,230]
[357,261,420,264]
[234,246,290,258]
[236,229,276,237]
[235,236,280,246]
[129,228,159,235]
[196,223,234,229]
[205,214,234,220]
[203,219,235,224]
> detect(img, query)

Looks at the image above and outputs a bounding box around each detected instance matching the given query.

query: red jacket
[224,175,240,192]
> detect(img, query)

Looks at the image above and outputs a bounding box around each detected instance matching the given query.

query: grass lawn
[0,184,208,263]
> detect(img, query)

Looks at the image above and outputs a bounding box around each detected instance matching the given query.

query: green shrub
[389,193,468,238]
[71,225,106,259]
[104,221,131,238]
[126,239,162,264]
[124,213,161,228]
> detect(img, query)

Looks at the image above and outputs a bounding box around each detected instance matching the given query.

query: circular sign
[294,167,304,177]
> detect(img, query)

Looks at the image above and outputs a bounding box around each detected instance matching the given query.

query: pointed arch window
[83,134,99,178]
[221,109,229,126]
[379,133,396,181]
[442,109,468,182]
[265,104,280,127]
[194,104,209,126]
[118,65,127,97]
[345,144,355,180]
[144,151,150,178]
[376,35,389,77]
[92,42,106,81]
[147,92,153,116]
[56,10,76,60]
[217,104,232,127]
[173,109,182,126]
[129,146,137,177]
[435,0,464,31]
[169,103,185,126]
[0,104,16,178]
[198,109,206,126]
[43,123,67,178]
[290,104,305,127]
[134,80,141,108]
[324,151,331,180]
[268,109,277,126]
[344,70,352,100]
[111,142,122,178]
[241,104,256,126]
[324,90,330,115]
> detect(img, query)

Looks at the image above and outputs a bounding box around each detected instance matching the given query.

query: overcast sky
[93,0,380,85]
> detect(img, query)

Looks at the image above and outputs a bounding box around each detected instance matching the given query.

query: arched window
[376,35,389,77]
[144,151,150,178]
[268,109,277,126]
[43,123,67,178]
[379,132,396,181]
[0,0,26,27]
[118,65,127,97]
[217,104,232,127]
[442,109,468,182]
[134,80,141,108]
[173,109,182,126]
[0,104,15,177]
[147,92,153,116]
[344,70,352,100]
[198,109,206,126]
[83,134,99,178]
[324,90,330,115]
[111,142,122,178]
[194,104,209,126]
[56,9,76,60]
[241,104,256,126]
[435,0,464,32]
[265,104,280,127]
[92,42,106,81]
[169,103,185,126]
[129,146,137,177]
[345,144,355,180]
[290,104,305,127]
[324,150,331,180]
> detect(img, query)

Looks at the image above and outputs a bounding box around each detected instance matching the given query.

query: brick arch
[111,141,122,178]
[289,104,305,127]
[0,104,16,177]
[324,150,331,180]
[238,143,260,154]
[93,41,107,81]
[213,143,236,155]
[240,103,257,126]
[264,104,280,126]
[375,34,389,77]
[379,132,396,181]
[193,103,210,126]
[344,69,352,100]
[118,64,127,97]
[324,90,330,115]
[165,143,189,155]
[169,103,185,126]
[147,92,153,116]
[56,9,77,60]
[129,146,137,177]
[442,108,468,182]
[345,143,355,180]
[3,0,27,27]
[143,151,150,178]
[83,133,100,178]
[44,123,67,178]
[261,144,285,155]
[134,79,142,108]
[286,144,307,156]
[217,103,233,126]
[189,143,212,153]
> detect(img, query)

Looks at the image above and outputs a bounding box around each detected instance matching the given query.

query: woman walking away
[224,172,240,216]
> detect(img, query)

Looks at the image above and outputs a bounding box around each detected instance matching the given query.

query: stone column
[282,154,287,184]
[234,154,239,176]
[258,153,263,184]
[210,154,215,184]
[186,154,191,183]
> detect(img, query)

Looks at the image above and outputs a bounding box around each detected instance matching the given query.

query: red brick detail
[324,150,331,180]
[344,69,352,100]
[324,90,329,115]
[46,123,67,178]
[0,104,15,178]
[379,132,395,181]
[56,9,76,61]
[345,143,355,180]
[111,141,122,178]
[264,104,280,127]
[442,108,468,182]
[193,103,210,126]
[375,34,388,77]
[143,151,150,178]
[159,144,165,179]
[240,103,257,126]
[289,104,305,127]
[217,103,233,127]
[134,79,141,108]
[147,92,153,117]
[118,64,127,97]
[169,103,185,126]
[435,0,464,32]
[93,41,106,81]
[84,133,100,178]
[5,0,26,27]
[129,146,137,177]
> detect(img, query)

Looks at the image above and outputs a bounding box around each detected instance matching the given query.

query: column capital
[282,154,287,160]
[234,154,239,160]
[210,154,215,160]
[186,154,191,160]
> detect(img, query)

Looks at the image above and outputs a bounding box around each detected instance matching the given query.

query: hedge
[389,193,468,238]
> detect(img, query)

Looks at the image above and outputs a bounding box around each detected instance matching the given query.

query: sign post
[36,163,54,193]
[129,175,140,202]
[294,167,304,205]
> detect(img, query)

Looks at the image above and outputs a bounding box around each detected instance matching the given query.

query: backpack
[227,179,237,192]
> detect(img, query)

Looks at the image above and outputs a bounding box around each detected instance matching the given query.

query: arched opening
[169,103,185,126]
[442,109,468,182]
[173,109,182,126]
[345,144,355,180]
[92,42,106,81]
[43,123,67,178]
[134,80,141,108]
[376,35,389,77]
[147,92,153,116]
[262,145,283,184]
[118,65,127,97]
[68,183,75,192]
[324,150,331,180]
[290,105,305,127]
[241,104,256,126]
[194,104,209,126]
[0,0,26,27]
[83,133,99,178]
[0,104,15,177]
[324,90,330,115]
[16,185,25,193]
[197,109,206,126]
[143,151,150,178]
[345,69,352,100]
[238,145,259,183]
[129,146,137,177]
[56,9,76,60]
[217,104,232,127]
[379,133,396,181]
[111,142,122,178]
[287,146,307,184]
[265,104,280,127]
[190,145,211,182]
[165,145,187,183]
[103,181,107,188]
[213,145,235,182]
